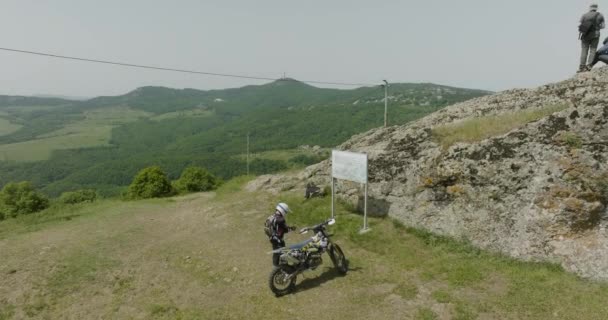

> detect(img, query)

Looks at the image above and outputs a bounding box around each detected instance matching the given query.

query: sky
[0,0,596,97]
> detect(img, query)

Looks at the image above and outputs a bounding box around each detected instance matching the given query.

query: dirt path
[0,190,459,320]
[21,186,608,319]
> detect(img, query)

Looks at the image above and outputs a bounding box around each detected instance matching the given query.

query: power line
[0,47,377,87]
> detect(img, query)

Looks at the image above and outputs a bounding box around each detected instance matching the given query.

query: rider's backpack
[580,12,600,40]
[264,214,276,238]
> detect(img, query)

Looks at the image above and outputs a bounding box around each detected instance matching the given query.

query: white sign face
[332,150,368,183]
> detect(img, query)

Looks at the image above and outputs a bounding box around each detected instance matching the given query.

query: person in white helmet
[266,202,296,266]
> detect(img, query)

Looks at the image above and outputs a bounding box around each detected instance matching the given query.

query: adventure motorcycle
[268,218,348,296]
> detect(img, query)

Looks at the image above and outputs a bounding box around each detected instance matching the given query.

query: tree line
[0,165,220,221]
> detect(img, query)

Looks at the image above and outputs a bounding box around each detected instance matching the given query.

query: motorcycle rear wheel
[268,267,296,296]
[329,244,348,275]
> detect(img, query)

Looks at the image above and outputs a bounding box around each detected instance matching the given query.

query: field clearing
[150,108,213,121]
[3,105,69,113]
[234,148,329,162]
[0,118,22,136]
[0,126,112,161]
[0,107,150,161]
[1,179,608,319]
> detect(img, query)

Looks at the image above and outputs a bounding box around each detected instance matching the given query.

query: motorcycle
[268,218,348,296]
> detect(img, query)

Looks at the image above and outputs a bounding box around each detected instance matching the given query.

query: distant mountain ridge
[0,95,73,107]
[0,79,490,196]
[78,79,491,114]
[32,94,90,101]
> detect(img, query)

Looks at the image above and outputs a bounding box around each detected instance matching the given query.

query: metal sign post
[331,150,369,232]
[331,177,336,218]
[364,182,368,230]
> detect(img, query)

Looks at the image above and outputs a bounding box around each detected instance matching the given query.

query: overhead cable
[0,47,377,87]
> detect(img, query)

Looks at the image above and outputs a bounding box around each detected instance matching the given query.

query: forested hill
[0,80,490,196]
[0,95,74,107]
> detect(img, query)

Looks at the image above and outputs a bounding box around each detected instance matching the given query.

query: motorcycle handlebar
[300,218,335,233]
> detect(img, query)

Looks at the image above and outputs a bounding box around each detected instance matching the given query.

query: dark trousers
[581,37,600,67]
[591,54,608,67]
[271,239,285,266]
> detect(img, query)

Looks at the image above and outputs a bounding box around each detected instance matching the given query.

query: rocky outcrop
[248,68,608,280]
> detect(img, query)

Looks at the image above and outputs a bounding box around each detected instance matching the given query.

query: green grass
[432,104,568,149]
[0,106,150,161]
[454,302,478,320]
[431,290,452,303]
[0,199,172,240]
[394,282,419,300]
[557,131,583,149]
[0,118,22,136]
[235,148,326,162]
[2,177,608,319]
[0,304,15,320]
[150,108,213,121]
[0,201,105,239]
[233,148,329,171]
[0,125,114,161]
[213,175,255,199]
[415,307,438,320]
[46,250,118,296]
[274,189,608,319]
[3,105,67,111]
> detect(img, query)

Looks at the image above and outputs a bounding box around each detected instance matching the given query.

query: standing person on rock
[579,3,605,72]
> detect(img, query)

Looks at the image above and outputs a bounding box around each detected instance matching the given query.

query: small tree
[59,189,97,204]
[174,167,218,193]
[0,181,49,218]
[126,166,174,199]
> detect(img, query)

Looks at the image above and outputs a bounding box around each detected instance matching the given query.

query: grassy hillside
[0,80,489,196]
[1,180,607,319]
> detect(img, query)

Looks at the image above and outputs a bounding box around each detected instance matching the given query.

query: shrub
[174,167,219,193]
[126,166,174,199]
[59,189,97,204]
[0,181,49,219]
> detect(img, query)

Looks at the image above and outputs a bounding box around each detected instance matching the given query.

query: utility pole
[246,133,250,176]
[382,80,389,127]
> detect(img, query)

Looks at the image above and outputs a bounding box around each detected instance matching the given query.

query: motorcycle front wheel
[268,267,296,296]
[329,244,348,275]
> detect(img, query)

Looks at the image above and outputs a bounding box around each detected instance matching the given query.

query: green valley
[0,80,489,196]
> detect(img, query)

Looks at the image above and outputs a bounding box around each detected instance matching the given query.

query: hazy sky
[0,0,595,97]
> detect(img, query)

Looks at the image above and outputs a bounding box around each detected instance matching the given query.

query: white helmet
[276,202,290,216]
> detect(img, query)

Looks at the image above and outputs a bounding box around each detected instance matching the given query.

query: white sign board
[332,150,368,183]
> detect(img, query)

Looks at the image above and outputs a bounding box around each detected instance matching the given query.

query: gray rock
[248,67,608,281]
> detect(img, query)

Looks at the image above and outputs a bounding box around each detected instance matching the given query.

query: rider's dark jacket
[272,212,290,241]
